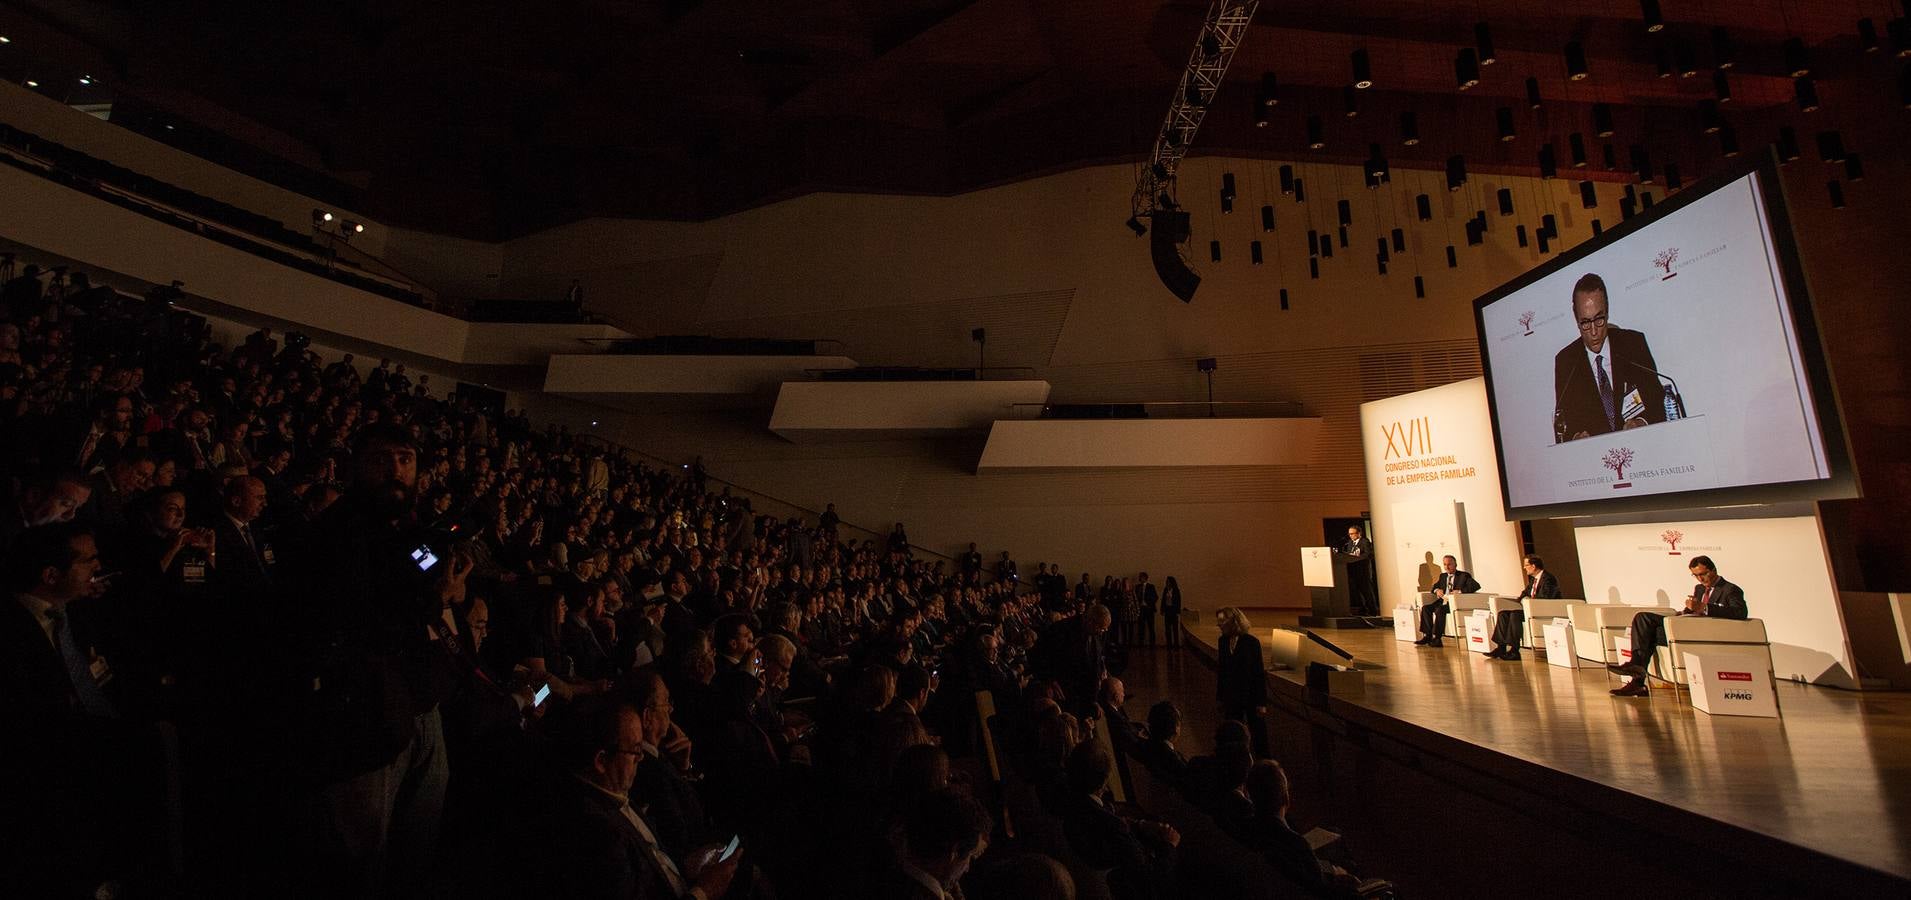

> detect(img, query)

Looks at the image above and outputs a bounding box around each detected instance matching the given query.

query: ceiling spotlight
[1698,99,1722,134]
[1859,19,1880,53]
[24,80,38,88]
[1456,48,1481,90]
[1476,23,1498,66]
[1640,0,1664,33]
[1784,37,1810,78]
[1711,27,1737,70]
[1593,103,1615,138]
[1260,72,1279,105]
[78,75,94,85]
[1817,130,1847,164]
[1496,107,1517,142]
[1253,103,1269,127]
[1526,77,1543,110]
[1400,110,1420,146]
[1673,40,1697,77]
[1565,41,1589,80]
[1202,33,1221,59]
[1306,115,1325,149]
[312,209,333,225]
[1795,76,1821,113]
[1351,48,1373,89]
[1185,82,1204,106]
[1446,154,1468,191]
[1777,126,1802,162]
[1342,84,1360,117]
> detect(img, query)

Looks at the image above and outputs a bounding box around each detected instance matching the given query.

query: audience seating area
[0,259,1392,898]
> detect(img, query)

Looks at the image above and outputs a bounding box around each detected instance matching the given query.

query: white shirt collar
[1584,341,1611,379]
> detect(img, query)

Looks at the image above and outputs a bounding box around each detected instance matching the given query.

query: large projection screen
[1474,156,1855,519]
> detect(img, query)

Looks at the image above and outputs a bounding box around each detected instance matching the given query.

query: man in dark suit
[1487,555,1559,660]
[210,476,274,596]
[1057,742,1179,897]
[1096,676,1148,754]
[1338,526,1377,615]
[1610,555,1748,697]
[1552,273,1668,443]
[1033,605,1110,716]
[1134,572,1159,645]
[874,788,993,900]
[626,672,710,862]
[1416,554,1481,647]
[546,699,738,899]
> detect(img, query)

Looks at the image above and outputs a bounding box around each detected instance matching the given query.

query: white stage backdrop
[1360,378,1524,611]
[1574,516,1854,688]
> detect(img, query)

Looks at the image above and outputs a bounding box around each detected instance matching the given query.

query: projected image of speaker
[1150,209,1201,303]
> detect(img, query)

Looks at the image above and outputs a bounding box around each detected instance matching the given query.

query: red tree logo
[1661,528,1685,554]
[1518,310,1535,335]
[1602,447,1636,486]
[1654,247,1679,280]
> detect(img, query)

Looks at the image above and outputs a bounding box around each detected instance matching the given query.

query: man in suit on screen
[1552,273,1667,443]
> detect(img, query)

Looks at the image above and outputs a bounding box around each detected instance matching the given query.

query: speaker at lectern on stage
[1298,546,1386,628]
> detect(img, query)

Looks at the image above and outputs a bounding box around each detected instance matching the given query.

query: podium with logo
[1299,546,1380,628]
[1683,646,1780,718]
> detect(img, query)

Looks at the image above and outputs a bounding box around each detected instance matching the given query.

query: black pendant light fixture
[1306,115,1325,149]
[1337,199,1352,227]
[1817,130,1847,163]
[1400,111,1420,146]
[1632,145,1654,183]
[1539,143,1559,179]
[1698,99,1722,134]
[1712,27,1737,69]
[1526,77,1543,110]
[1858,19,1880,54]
[1713,70,1732,103]
[1593,103,1615,137]
[1827,179,1846,209]
[1261,205,1276,232]
[1570,133,1589,168]
[1279,165,1295,194]
[1476,23,1498,66]
[1776,126,1802,162]
[1565,41,1589,81]
[1718,124,1740,157]
[1673,40,1698,78]
[1640,0,1664,33]
[1351,48,1373,89]
[1497,188,1515,215]
[1456,48,1481,90]
[1391,228,1406,253]
[1210,240,1222,262]
[1280,288,1290,309]
[1664,163,1682,191]
[1416,194,1433,221]
[1308,229,1319,257]
[1496,107,1517,142]
[1260,72,1279,105]
[1250,240,1264,264]
[1294,178,1306,202]
[1414,276,1426,298]
[1517,224,1529,248]
[1795,77,1820,113]
[1845,154,1865,182]
[1446,155,1468,191]
[1784,37,1810,78]
[1342,84,1360,118]
[1446,245,1458,268]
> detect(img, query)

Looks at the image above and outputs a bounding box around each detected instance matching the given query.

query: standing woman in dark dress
[1214,606,1269,758]
[1160,576,1184,648]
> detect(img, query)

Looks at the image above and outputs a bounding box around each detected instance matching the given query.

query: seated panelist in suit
[1416,555,1480,647]
[1609,555,1748,697]
[1552,273,1668,443]
[1486,555,1559,661]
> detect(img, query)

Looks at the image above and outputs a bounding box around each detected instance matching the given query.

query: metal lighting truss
[1130,2,1258,222]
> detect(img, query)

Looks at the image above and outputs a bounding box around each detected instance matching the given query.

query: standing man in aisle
[1416,555,1479,647]
[1486,555,1558,661]
[1609,556,1746,696]
[1135,572,1159,646]
[1339,526,1377,616]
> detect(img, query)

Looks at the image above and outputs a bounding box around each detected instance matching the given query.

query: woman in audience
[1215,605,1271,758]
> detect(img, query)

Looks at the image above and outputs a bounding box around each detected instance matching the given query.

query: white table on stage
[1465,611,1493,654]
[1393,607,1418,642]
[1543,622,1579,668]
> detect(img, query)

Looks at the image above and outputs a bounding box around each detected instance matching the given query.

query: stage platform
[1171,611,1911,897]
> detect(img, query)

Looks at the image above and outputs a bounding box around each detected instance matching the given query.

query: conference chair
[1521,598,1586,651]
[1443,593,1495,638]
[1661,616,1776,708]
[1581,604,1682,681]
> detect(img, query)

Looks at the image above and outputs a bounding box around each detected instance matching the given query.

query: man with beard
[284,422,469,898]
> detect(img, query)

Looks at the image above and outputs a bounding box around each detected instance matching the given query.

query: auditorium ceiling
[0,0,1890,237]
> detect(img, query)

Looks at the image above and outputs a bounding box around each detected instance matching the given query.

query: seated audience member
[1608,555,1747,697]
[1416,554,1479,647]
[1134,700,1190,790]
[965,853,1076,900]
[1096,675,1148,754]
[623,670,711,861]
[1241,760,1368,898]
[1206,741,1258,840]
[876,788,993,900]
[545,698,739,899]
[1,467,91,549]
[1058,742,1180,899]
[1486,555,1559,661]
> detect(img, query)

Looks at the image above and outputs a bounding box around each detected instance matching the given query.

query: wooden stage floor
[1145,610,1911,888]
